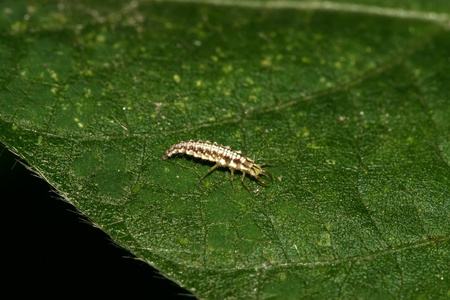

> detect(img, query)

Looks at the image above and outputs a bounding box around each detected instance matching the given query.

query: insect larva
[162,140,273,191]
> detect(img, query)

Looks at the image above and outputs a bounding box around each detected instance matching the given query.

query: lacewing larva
[162,140,273,191]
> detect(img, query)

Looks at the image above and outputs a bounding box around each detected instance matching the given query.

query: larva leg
[200,164,219,182]
[230,169,236,193]
[241,172,250,192]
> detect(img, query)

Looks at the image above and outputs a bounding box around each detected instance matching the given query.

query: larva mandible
[162,140,273,191]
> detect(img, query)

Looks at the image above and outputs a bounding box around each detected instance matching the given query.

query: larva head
[250,164,273,185]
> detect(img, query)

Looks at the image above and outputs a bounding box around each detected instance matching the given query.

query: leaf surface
[1,0,449,298]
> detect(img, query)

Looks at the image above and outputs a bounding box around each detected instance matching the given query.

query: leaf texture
[1,0,449,298]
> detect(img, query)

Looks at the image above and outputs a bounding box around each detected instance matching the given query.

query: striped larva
[162,140,273,191]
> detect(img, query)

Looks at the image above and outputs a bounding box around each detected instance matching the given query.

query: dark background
[1,142,194,298]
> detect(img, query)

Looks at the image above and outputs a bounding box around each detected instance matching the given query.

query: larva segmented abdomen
[162,140,254,173]
[162,140,274,190]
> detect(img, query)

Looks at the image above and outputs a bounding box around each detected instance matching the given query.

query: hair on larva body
[162,140,251,172]
[162,140,273,191]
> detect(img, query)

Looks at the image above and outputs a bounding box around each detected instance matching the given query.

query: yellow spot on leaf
[261,56,272,67]
[11,21,27,34]
[83,88,92,98]
[301,127,309,137]
[326,159,336,165]
[222,64,233,73]
[96,34,106,43]
[74,117,84,128]
[317,231,331,246]
[245,77,254,85]
[301,56,311,63]
[133,184,142,193]
[48,69,58,81]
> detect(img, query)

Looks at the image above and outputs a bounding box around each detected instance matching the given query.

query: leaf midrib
[153,0,450,24]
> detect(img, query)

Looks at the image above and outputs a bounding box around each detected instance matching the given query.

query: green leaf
[1,0,449,298]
